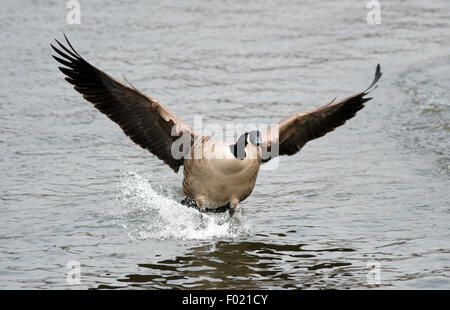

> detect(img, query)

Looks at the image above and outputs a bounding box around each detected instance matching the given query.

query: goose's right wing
[51,35,196,172]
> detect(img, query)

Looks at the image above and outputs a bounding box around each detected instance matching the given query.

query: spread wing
[51,35,196,172]
[261,64,382,162]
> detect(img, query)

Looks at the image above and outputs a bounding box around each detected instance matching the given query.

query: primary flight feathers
[51,34,195,172]
[261,64,381,161]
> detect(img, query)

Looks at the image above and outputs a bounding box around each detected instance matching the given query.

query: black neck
[230,133,248,160]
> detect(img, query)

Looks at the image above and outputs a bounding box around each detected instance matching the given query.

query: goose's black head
[230,130,262,160]
[247,130,262,147]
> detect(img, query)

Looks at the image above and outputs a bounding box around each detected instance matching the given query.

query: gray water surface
[0,0,449,289]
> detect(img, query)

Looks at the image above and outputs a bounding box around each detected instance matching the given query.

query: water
[0,0,449,289]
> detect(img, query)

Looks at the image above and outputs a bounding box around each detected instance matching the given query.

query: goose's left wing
[261,64,382,162]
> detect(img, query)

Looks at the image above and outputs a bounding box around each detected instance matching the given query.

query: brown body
[182,137,261,210]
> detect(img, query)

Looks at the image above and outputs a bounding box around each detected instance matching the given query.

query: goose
[51,35,382,217]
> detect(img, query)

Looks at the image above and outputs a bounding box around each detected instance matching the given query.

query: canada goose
[51,35,382,217]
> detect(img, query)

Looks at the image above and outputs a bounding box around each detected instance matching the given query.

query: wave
[112,172,251,241]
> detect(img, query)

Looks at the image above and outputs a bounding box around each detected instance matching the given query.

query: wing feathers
[262,65,382,162]
[52,35,195,172]
[53,35,381,168]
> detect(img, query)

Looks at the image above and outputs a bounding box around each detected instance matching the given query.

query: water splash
[113,172,251,240]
